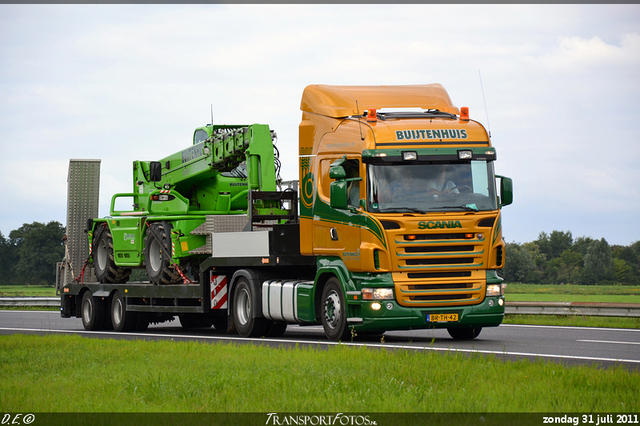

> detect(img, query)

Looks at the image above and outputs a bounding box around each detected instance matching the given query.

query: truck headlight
[485,284,504,297]
[362,288,394,300]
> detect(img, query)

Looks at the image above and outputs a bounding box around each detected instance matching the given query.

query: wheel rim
[323,290,341,330]
[235,287,251,326]
[149,237,162,273]
[96,239,108,271]
[113,298,123,326]
[82,297,92,324]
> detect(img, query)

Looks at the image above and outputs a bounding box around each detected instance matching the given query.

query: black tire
[233,278,269,337]
[111,290,138,332]
[179,314,214,329]
[266,321,288,338]
[135,313,150,331]
[211,312,228,331]
[144,221,183,285]
[321,277,350,341]
[447,327,482,340]
[93,224,131,284]
[81,291,107,331]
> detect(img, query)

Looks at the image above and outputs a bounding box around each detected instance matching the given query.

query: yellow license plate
[427,313,459,322]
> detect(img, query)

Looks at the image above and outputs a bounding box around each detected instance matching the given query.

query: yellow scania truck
[296,84,512,340]
[59,84,512,341]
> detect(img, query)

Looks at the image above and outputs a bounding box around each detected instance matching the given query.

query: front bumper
[347,295,505,333]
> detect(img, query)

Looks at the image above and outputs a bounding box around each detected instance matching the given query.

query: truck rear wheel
[144,222,183,285]
[266,321,287,338]
[447,327,482,340]
[93,225,131,284]
[321,278,350,341]
[179,314,214,329]
[81,291,107,331]
[233,278,269,337]
[111,290,138,332]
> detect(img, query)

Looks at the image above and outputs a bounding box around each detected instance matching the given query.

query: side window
[317,157,361,206]
[194,129,209,144]
[318,159,333,202]
[344,159,360,207]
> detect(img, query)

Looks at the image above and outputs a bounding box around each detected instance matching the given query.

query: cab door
[312,155,363,271]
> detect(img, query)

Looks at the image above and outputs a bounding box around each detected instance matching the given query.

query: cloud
[1,4,639,246]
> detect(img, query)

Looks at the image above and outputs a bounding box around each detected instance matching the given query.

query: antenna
[478,70,491,138]
[356,100,364,141]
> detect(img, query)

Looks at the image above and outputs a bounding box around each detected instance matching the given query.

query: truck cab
[298,84,513,340]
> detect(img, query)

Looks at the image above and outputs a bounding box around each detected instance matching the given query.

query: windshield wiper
[378,207,426,214]
[431,204,479,212]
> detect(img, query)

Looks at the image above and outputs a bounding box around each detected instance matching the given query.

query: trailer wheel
[233,278,269,337]
[111,290,138,332]
[144,222,183,285]
[321,277,350,341]
[94,226,131,284]
[81,291,107,331]
[447,327,482,340]
[135,313,150,331]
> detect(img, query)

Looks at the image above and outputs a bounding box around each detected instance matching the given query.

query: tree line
[0,221,65,286]
[1,222,639,286]
[503,231,640,285]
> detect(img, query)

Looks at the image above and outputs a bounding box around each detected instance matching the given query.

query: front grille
[408,271,472,279]
[410,294,474,301]
[409,283,474,290]
[406,257,474,266]
[405,245,469,253]
[396,232,484,271]
[392,232,487,307]
[406,233,468,241]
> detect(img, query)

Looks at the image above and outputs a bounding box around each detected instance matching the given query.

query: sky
[1,4,639,247]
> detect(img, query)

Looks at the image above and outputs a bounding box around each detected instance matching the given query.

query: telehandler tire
[93,224,131,284]
[144,221,183,285]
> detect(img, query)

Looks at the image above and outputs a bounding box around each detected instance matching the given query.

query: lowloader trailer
[59,84,513,341]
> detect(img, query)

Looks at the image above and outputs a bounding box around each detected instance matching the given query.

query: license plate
[427,313,459,323]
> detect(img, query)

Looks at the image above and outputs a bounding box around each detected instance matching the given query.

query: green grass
[0,285,56,297]
[505,283,640,303]
[503,315,640,329]
[0,334,638,413]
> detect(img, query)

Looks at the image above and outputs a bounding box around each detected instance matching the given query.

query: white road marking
[501,323,640,333]
[577,339,640,346]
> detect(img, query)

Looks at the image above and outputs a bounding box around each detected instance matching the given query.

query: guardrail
[506,301,640,318]
[0,297,60,307]
[1,298,640,318]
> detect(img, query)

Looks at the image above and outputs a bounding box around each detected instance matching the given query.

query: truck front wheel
[447,327,482,340]
[93,225,131,284]
[144,222,183,285]
[321,278,350,342]
[233,278,269,337]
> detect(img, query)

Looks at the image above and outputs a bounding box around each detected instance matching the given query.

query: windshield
[367,161,497,213]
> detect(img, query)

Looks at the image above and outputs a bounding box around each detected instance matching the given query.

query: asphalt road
[1,310,639,370]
